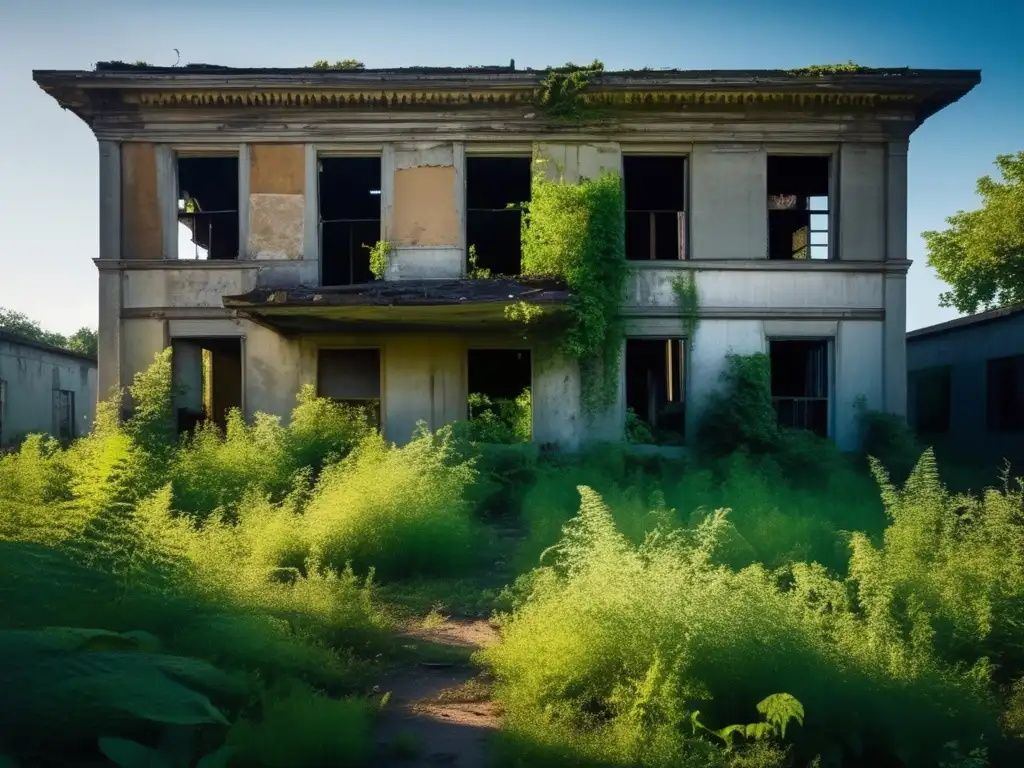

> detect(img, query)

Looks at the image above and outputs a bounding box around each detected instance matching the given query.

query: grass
[2,349,1023,767]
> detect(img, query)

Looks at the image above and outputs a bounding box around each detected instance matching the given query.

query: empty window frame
[625,338,686,444]
[769,339,831,437]
[623,156,687,261]
[911,365,952,434]
[54,389,75,442]
[319,157,382,286]
[171,338,243,433]
[177,156,240,260]
[317,348,382,427]
[767,156,831,260]
[466,157,532,276]
[467,349,532,440]
[986,355,1024,433]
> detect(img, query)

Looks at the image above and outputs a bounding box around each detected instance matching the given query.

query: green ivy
[535,60,605,121]
[466,245,492,279]
[520,163,627,414]
[671,271,700,345]
[364,240,394,280]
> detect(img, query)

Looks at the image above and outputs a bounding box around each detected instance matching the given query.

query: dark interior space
[767,155,830,260]
[466,157,532,276]
[317,348,382,426]
[769,339,830,437]
[468,349,531,402]
[172,338,242,434]
[913,365,952,434]
[625,338,686,443]
[178,157,239,260]
[623,156,686,261]
[319,157,382,286]
[986,355,1024,433]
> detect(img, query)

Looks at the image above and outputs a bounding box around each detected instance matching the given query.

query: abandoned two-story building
[32,64,978,450]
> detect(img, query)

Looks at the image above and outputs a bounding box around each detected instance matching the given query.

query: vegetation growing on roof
[788,61,869,76]
[519,160,627,414]
[312,59,365,70]
[535,60,605,122]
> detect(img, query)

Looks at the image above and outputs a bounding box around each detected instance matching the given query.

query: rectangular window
[177,156,240,260]
[767,156,831,260]
[319,157,381,286]
[625,338,686,444]
[467,348,532,441]
[54,389,75,442]
[986,355,1024,433]
[317,348,382,426]
[171,338,243,433]
[466,157,532,276]
[623,156,687,261]
[769,339,830,437]
[912,365,952,434]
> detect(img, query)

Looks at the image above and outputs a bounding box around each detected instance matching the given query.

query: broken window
[171,338,243,433]
[986,355,1024,433]
[767,156,831,260]
[319,157,381,286]
[769,339,830,437]
[177,156,239,260]
[53,389,75,442]
[624,156,686,261]
[466,157,531,276]
[911,365,952,434]
[467,349,532,441]
[317,348,382,426]
[625,339,686,444]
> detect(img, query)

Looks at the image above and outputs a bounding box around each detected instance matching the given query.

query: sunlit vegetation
[1,348,1022,766]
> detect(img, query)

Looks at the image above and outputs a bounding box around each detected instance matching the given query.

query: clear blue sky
[1,0,1020,334]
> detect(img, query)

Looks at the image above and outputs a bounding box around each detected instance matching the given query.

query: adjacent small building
[0,330,98,448]
[907,304,1024,466]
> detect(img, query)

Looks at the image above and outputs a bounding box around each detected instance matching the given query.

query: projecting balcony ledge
[222,278,571,334]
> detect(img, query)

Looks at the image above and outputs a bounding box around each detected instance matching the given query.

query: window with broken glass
[623,155,687,260]
[318,157,382,286]
[767,155,831,260]
[769,339,831,437]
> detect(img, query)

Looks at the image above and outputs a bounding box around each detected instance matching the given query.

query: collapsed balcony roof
[222,278,571,334]
[31,65,980,129]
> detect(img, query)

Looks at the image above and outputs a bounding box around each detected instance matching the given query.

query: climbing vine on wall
[672,271,700,346]
[365,240,394,280]
[535,60,605,121]
[519,162,627,413]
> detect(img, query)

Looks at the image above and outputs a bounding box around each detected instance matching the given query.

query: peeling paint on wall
[250,144,305,195]
[393,166,459,246]
[121,143,162,259]
[249,193,305,259]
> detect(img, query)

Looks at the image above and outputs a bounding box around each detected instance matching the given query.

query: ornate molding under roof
[33,66,980,131]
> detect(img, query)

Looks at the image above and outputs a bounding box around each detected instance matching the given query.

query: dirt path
[373,617,502,767]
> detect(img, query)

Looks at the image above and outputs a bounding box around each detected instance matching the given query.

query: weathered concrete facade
[0,331,97,447]
[34,65,978,450]
[907,305,1024,465]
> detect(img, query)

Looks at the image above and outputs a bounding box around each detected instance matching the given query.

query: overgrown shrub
[467,388,532,445]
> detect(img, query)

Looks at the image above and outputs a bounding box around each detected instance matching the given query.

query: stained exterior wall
[0,337,97,446]
[92,124,909,450]
[907,313,1024,463]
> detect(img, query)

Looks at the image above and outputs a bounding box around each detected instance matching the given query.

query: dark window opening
[319,157,381,286]
[769,339,830,437]
[625,339,686,444]
[624,156,686,261]
[172,338,243,434]
[178,157,239,260]
[467,349,532,441]
[912,366,952,434]
[767,156,830,260]
[987,355,1024,433]
[317,348,381,427]
[466,157,531,276]
[54,390,75,442]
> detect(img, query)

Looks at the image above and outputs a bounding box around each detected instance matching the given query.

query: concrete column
[838,143,886,261]
[238,143,250,260]
[96,269,122,402]
[886,141,909,262]
[303,144,319,263]
[98,141,121,261]
[883,273,908,417]
[155,145,177,260]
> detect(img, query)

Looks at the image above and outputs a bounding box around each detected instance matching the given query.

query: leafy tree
[925,151,1024,314]
[66,328,98,358]
[0,307,67,348]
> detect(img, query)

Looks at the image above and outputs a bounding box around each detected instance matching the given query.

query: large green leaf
[99,737,174,768]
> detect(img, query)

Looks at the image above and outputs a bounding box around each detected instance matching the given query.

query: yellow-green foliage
[467,388,532,444]
[483,484,1000,767]
[304,425,479,579]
